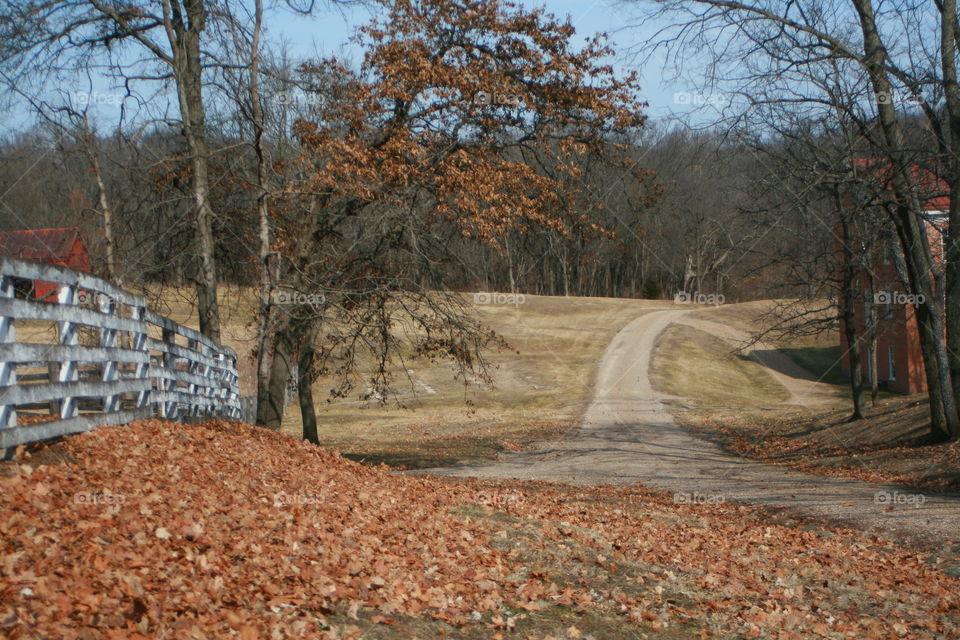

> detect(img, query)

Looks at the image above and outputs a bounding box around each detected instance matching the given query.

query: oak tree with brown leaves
[258,0,651,436]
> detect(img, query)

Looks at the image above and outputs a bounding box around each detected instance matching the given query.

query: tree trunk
[938,0,960,439]
[505,235,516,294]
[86,140,118,285]
[888,221,952,433]
[262,324,295,429]
[852,0,959,439]
[561,243,570,296]
[170,0,221,343]
[839,218,866,420]
[261,194,332,431]
[249,0,275,426]
[298,332,319,445]
[865,287,879,405]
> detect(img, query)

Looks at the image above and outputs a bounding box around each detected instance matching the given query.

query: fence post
[199,342,214,417]
[55,283,79,421]
[162,327,178,420]
[99,293,119,413]
[228,354,240,418]
[186,338,196,416]
[0,275,17,434]
[131,303,150,410]
[218,352,234,418]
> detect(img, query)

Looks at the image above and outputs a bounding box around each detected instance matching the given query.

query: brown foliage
[1,420,958,638]
[288,0,646,248]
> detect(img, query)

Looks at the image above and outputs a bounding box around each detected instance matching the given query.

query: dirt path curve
[418,309,960,555]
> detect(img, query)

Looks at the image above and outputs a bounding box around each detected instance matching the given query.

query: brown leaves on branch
[287,0,647,248]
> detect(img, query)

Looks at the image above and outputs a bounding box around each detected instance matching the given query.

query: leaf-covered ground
[2,420,958,639]
[678,400,960,493]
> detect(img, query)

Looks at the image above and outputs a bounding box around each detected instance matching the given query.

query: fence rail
[0,256,240,450]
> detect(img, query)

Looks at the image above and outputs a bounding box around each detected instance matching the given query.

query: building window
[887,345,896,381]
[882,242,892,265]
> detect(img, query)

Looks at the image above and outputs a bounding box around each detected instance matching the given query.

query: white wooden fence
[0,256,241,450]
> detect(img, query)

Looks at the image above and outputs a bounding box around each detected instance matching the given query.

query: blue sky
[2,1,705,132]
[268,0,690,120]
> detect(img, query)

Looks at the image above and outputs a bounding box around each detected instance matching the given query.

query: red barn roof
[0,228,91,272]
[0,228,93,300]
[851,158,950,212]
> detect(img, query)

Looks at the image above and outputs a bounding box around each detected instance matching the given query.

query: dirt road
[419,309,960,558]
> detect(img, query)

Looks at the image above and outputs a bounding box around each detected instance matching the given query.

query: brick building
[839,161,947,395]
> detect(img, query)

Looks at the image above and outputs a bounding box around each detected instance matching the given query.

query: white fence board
[0,378,154,406]
[0,408,155,449]
[0,343,151,365]
[0,257,241,451]
[0,298,146,334]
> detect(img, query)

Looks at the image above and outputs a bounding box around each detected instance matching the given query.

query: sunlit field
[148,287,675,465]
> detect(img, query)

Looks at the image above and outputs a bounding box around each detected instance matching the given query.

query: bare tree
[631,0,960,440]
[1,0,228,339]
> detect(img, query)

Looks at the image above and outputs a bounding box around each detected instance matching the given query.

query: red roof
[852,158,950,211]
[0,228,91,271]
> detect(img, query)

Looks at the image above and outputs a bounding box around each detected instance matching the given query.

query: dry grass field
[132,288,676,466]
[687,299,851,386]
[283,295,676,466]
[649,323,793,408]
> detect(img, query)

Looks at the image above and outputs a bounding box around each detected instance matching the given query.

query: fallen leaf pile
[1,419,958,639]
[484,481,960,638]
[715,424,960,491]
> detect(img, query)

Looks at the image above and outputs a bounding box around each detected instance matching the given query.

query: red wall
[33,237,92,300]
[838,218,943,395]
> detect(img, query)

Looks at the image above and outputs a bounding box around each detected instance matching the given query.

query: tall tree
[1,0,223,340]
[634,0,960,440]
[259,0,649,434]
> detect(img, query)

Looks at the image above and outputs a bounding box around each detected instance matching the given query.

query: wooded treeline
[4,0,960,442]
[0,124,768,300]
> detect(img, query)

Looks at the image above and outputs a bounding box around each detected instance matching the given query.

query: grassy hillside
[285,295,676,467]
[649,323,792,408]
